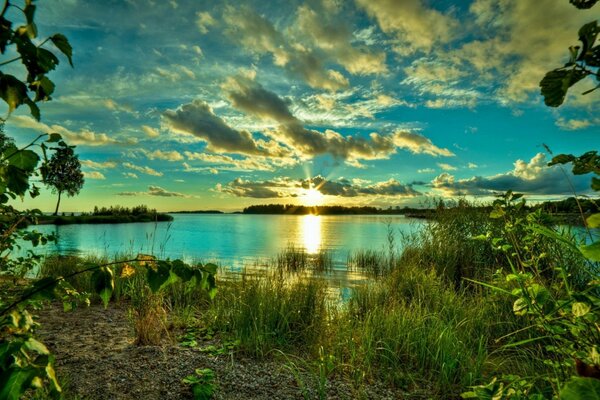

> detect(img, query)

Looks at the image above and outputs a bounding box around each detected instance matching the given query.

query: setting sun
[302,188,324,206]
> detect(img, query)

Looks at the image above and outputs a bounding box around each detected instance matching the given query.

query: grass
[275,244,334,273]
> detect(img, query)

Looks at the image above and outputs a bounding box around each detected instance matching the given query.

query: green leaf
[0,73,33,114]
[540,68,588,107]
[489,207,505,219]
[146,261,171,292]
[22,277,59,302]
[46,133,61,143]
[570,0,599,9]
[171,260,193,281]
[592,177,600,191]
[9,149,39,172]
[92,266,114,308]
[560,376,600,399]
[587,213,600,228]
[0,367,39,400]
[581,240,600,261]
[202,263,218,275]
[549,153,575,166]
[572,302,591,317]
[23,338,49,355]
[50,34,73,67]
[578,21,599,59]
[513,297,528,315]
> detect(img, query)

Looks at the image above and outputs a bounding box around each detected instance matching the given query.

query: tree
[42,142,84,215]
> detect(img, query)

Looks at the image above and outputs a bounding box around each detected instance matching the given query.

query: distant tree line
[242,197,598,216]
[91,205,155,216]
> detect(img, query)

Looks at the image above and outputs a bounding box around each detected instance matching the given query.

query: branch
[0,258,140,315]
[1,133,47,162]
[0,37,51,67]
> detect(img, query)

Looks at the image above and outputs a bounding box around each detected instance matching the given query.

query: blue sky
[5,0,599,212]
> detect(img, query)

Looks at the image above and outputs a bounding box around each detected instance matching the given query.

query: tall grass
[207,270,329,357]
[275,245,334,273]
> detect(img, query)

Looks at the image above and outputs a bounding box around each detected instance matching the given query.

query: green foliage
[0,0,73,121]
[182,368,217,400]
[540,9,600,107]
[560,376,600,399]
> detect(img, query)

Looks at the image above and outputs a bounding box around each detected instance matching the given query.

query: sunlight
[301,214,322,254]
[302,188,324,206]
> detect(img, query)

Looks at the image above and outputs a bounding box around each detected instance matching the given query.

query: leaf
[92,266,114,308]
[570,0,599,9]
[587,213,600,228]
[50,34,73,67]
[0,367,39,400]
[202,263,218,275]
[46,133,61,143]
[9,149,39,172]
[540,68,588,107]
[23,338,49,355]
[146,261,171,292]
[0,73,33,114]
[22,277,59,302]
[572,302,591,317]
[560,376,600,399]
[592,177,600,191]
[578,21,599,60]
[581,241,600,261]
[513,297,529,315]
[549,153,575,166]
[171,260,193,281]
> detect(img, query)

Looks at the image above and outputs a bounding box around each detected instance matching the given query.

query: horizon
[4,0,598,213]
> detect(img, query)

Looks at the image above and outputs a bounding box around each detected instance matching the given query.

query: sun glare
[302,188,324,206]
[301,214,322,254]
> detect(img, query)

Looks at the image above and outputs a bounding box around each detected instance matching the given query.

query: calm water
[25,214,423,271]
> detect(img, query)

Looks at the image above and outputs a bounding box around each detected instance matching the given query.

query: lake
[26,214,423,272]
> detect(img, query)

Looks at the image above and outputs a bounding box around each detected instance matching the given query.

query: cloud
[142,125,160,138]
[122,172,138,179]
[437,163,457,171]
[184,151,292,172]
[123,162,163,177]
[555,117,598,131]
[11,116,131,147]
[117,185,189,197]
[430,153,591,196]
[392,131,454,157]
[223,75,453,162]
[81,160,117,169]
[355,0,458,55]
[294,4,387,75]
[217,175,420,198]
[145,149,184,161]
[83,171,106,180]
[222,5,350,91]
[196,11,216,34]
[217,178,292,198]
[467,162,479,169]
[418,168,435,173]
[162,100,270,156]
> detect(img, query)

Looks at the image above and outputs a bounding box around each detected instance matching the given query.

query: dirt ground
[36,303,406,399]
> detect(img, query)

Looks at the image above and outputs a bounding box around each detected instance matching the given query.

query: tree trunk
[53,190,62,216]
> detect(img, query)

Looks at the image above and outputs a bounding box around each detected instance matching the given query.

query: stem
[0,37,51,67]
[0,1,9,18]
[1,133,47,163]
[0,258,139,316]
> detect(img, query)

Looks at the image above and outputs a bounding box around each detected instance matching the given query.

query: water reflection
[301,215,322,254]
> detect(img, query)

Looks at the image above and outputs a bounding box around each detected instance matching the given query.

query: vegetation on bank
[34,205,174,225]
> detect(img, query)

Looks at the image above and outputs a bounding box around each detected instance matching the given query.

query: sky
[3,0,599,212]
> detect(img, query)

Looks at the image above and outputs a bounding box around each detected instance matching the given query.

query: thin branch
[0,258,140,315]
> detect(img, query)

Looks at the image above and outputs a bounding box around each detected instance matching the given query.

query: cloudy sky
[5,0,599,212]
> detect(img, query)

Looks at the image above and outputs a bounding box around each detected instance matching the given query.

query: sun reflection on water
[301,214,322,254]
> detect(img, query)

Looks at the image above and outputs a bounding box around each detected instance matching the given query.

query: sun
[302,188,324,206]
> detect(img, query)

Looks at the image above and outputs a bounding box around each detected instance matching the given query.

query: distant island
[35,205,173,225]
[169,210,224,214]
